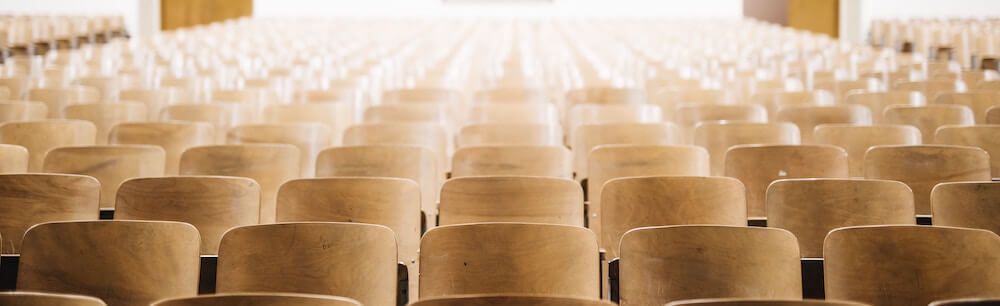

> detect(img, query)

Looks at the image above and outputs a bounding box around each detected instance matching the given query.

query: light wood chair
[383,88,464,104]
[935,125,1000,177]
[864,145,991,215]
[930,298,1000,306]
[452,145,571,178]
[161,103,256,143]
[767,178,915,258]
[152,293,360,306]
[115,176,260,254]
[0,101,47,123]
[227,123,331,178]
[813,124,922,177]
[693,122,800,175]
[43,145,165,209]
[751,91,833,115]
[893,80,966,103]
[179,144,300,223]
[18,220,200,306]
[844,91,925,124]
[217,222,397,306]
[262,102,353,145]
[27,86,100,118]
[824,225,1000,306]
[344,122,449,176]
[108,122,215,175]
[363,104,449,124]
[602,176,745,259]
[0,120,96,171]
[475,87,549,104]
[813,78,881,102]
[0,292,106,306]
[649,88,727,115]
[0,77,31,100]
[64,103,147,145]
[572,123,678,179]
[467,104,558,124]
[71,77,119,102]
[935,91,1000,123]
[419,223,598,299]
[457,124,562,147]
[931,182,1000,235]
[667,299,869,306]
[439,176,583,226]
[988,106,1000,124]
[410,295,615,306]
[774,105,872,144]
[884,105,974,143]
[566,104,662,138]
[0,174,98,254]
[0,144,28,173]
[120,88,184,121]
[565,87,645,105]
[978,80,1000,90]
[619,225,801,305]
[673,103,767,128]
[724,144,848,219]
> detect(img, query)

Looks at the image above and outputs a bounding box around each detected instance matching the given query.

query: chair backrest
[935,91,1000,123]
[774,105,872,144]
[665,299,869,306]
[0,144,28,173]
[108,121,215,175]
[0,77,31,100]
[160,103,256,142]
[457,123,562,147]
[619,225,801,305]
[0,174,98,254]
[813,124,921,177]
[64,103,147,145]
[467,103,558,124]
[0,120,96,171]
[565,87,645,105]
[930,298,1000,306]
[410,295,616,306]
[439,176,583,226]
[883,104,974,144]
[262,102,352,145]
[987,105,1000,124]
[115,176,260,254]
[844,91,925,124]
[18,220,200,306]
[931,181,1000,236]
[935,125,1000,177]
[572,122,678,179]
[602,176,746,259]
[452,145,571,178]
[0,101,47,123]
[475,87,549,104]
[0,292,106,306]
[767,178,915,258]
[152,293,360,306]
[28,86,100,118]
[43,145,165,209]
[344,122,449,175]
[864,145,991,215]
[363,103,449,124]
[724,144,848,218]
[672,103,768,128]
[217,222,397,306]
[566,104,662,137]
[179,144,300,223]
[419,223,599,299]
[383,88,463,104]
[892,80,966,102]
[227,123,331,178]
[824,225,1000,306]
[693,121,800,175]
[751,90,832,115]
[120,88,183,121]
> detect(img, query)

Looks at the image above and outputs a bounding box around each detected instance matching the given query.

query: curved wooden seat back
[467,103,558,124]
[363,104,449,124]
[452,145,571,178]
[152,293,360,306]
[0,77,31,100]
[693,122,800,175]
[844,91,924,124]
[227,123,331,177]
[475,87,549,104]
[0,144,28,173]
[883,104,974,143]
[0,101,47,123]
[751,91,832,115]
[932,182,1000,235]
[108,122,215,175]
[64,103,147,145]
[892,80,966,103]
[724,144,848,218]
[296,88,357,104]
[43,145,165,209]
[648,88,727,115]
[813,124,921,177]
[217,222,397,306]
[120,88,184,121]
[864,145,991,215]
[565,87,646,106]
[572,122,678,179]
[410,294,615,306]
[602,176,746,258]
[930,298,1000,306]
[457,124,562,147]
[0,292,106,306]
[935,91,1000,123]
[666,298,868,306]
[824,225,1000,306]
[27,86,100,118]
[161,103,256,142]
[814,78,881,102]
[987,106,1000,124]
[262,102,353,145]
[115,176,260,254]
[619,225,801,305]
[774,105,872,144]
[0,174,98,253]
[0,120,96,171]
[344,122,449,175]
[766,179,915,258]
[71,76,119,102]
[439,176,583,226]
[383,88,464,104]
[179,144,300,223]
[672,104,767,143]
[566,104,662,139]
[935,125,1000,177]
[18,220,200,306]
[419,223,599,299]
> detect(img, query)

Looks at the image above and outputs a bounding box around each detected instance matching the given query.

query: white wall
[842,0,1000,43]
[254,0,744,18]
[0,0,159,37]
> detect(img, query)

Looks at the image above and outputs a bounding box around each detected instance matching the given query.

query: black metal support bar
[608,258,620,303]
[801,258,824,299]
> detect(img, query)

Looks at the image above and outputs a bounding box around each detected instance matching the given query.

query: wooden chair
[0,292,106,306]
[227,123,331,178]
[824,225,1000,306]
[217,222,397,306]
[0,101,47,123]
[457,124,562,147]
[931,182,1000,235]
[774,105,872,144]
[884,105,974,143]
[161,103,256,143]
[108,122,215,175]
[693,122,800,175]
[844,91,925,124]
[467,104,558,124]
[602,176,745,259]
[935,91,1000,123]
[666,299,868,306]
[619,225,801,305]
[120,88,184,121]
[262,102,353,145]
[930,298,1000,306]
[410,295,615,306]
[18,220,200,306]
[864,145,991,215]
[978,80,1000,90]
[152,293,360,306]
[0,174,98,253]
[935,125,1000,177]
[115,176,260,254]
[475,87,549,104]
[814,78,881,102]
[363,104,449,124]
[452,145,571,178]
[419,223,598,299]
[43,145,165,209]
[672,103,767,130]
[725,144,848,219]
[315,145,438,221]
[751,91,833,115]
[648,88,727,114]
[0,77,31,100]
[383,88,464,104]
[71,77,119,102]
[988,106,1000,124]
[64,103,147,145]
[813,124,922,177]
[27,86,100,118]
[565,87,645,105]
[572,123,678,179]
[180,144,300,223]
[566,104,662,138]
[766,178,915,258]
[0,144,28,173]
[344,122,449,175]
[0,120,96,171]
[439,176,583,226]
[893,80,966,102]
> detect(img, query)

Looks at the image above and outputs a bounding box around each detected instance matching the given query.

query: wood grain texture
[419,223,599,299]
[845,91,925,124]
[315,145,439,219]
[672,103,767,139]
[0,291,107,306]
[43,145,166,209]
[775,105,871,143]
[931,298,1000,306]
[0,174,99,253]
[411,294,615,306]
[116,176,260,254]
[109,121,215,175]
[693,121,800,176]
[161,0,252,30]
[217,222,397,306]
[884,104,974,144]
[0,101,47,123]
[936,91,1000,123]
[935,125,1000,177]
[27,86,100,118]
[931,181,1000,236]
[0,143,28,173]
[813,124,921,177]
[0,120,96,171]
[824,225,1000,306]
[572,122,678,179]
[619,225,802,305]
[152,293,360,306]
[457,124,562,147]
[864,145,991,215]
[344,122,449,175]
[227,123,331,177]
[439,176,583,226]
[725,144,848,218]
[766,178,915,258]
[64,103,147,145]
[452,145,571,178]
[666,299,868,306]
[17,220,200,306]
[262,102,353,145]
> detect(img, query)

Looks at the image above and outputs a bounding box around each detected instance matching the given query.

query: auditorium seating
[409,295,615,306]
[666,299,868,306]
[151,293,361,306]
[0,292,107,306]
